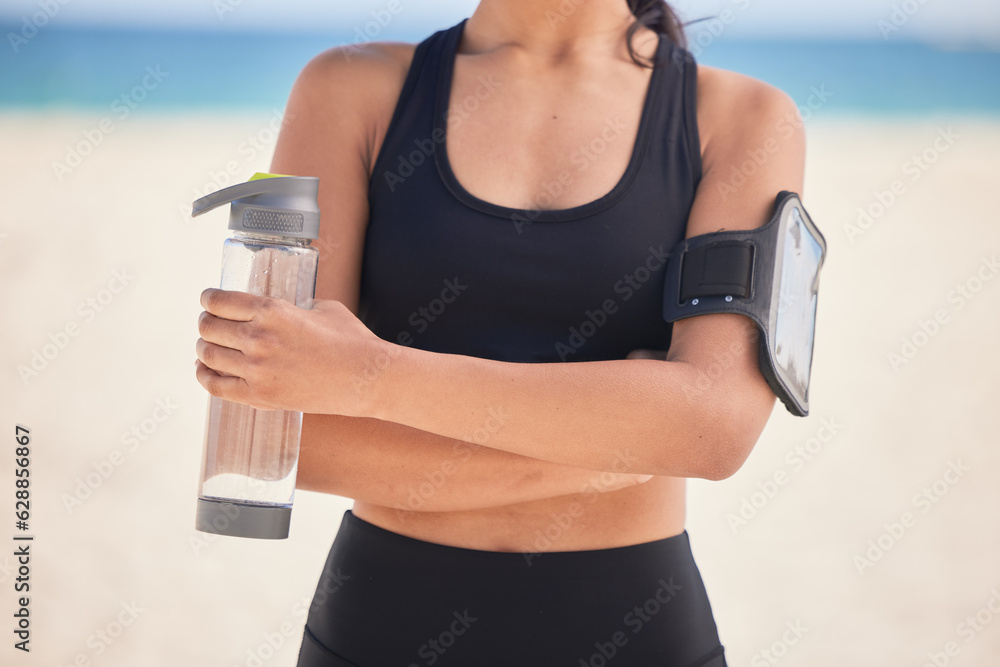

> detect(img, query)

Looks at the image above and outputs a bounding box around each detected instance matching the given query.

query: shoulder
[693,63,805,179]
[282,41,419,173]
[678,63,806,236]
[294,40,416,94]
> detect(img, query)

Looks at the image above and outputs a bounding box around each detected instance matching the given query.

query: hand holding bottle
[195,288,386,417]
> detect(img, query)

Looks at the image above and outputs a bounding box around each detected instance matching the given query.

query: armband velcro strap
[679,241,754,301]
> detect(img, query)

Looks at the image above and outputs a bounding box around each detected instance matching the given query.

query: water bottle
[191,172,320,539]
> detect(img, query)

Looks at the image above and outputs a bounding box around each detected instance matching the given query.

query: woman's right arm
[272,44,650,512]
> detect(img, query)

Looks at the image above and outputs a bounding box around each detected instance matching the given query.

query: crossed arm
[193,48,803,505]
[294,412,653,512]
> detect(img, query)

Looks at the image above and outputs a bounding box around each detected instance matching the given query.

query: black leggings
[297,511,727,667]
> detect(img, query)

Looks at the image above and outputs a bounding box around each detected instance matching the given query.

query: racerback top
[358,18,702,363]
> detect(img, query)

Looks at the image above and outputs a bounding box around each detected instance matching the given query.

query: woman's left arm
[196,70,804,479]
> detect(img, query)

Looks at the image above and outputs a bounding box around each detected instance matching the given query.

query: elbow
[696,439,752,481]
[640,359,777,479]
[680,400,773,482]
[696,369,778,480]
[643,426,754,481]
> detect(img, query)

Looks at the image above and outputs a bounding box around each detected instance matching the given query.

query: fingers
[625,349,669,361]
[194,289,289,411]
[194,359,248,399]
[195,338,245,377]
[194,359,275,409]
[200,288,267,321]
[197,310,248,350]
[589,471,654,493]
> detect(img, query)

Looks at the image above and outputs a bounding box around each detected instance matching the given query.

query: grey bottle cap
[191,175,320,240]
[195,497,291,540]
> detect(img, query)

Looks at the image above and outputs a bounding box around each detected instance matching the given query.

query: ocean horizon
[3,23,999,116]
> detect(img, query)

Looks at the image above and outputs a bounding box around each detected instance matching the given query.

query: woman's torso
[349,19,705,551]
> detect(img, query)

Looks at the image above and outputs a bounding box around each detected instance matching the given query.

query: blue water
[2,24,998,115]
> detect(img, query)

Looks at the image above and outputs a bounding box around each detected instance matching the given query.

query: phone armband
[663,192,828,416]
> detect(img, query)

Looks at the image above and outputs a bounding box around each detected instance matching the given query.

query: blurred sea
[2,24,999,114]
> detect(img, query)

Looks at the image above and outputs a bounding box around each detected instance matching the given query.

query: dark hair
[626,0,688,67]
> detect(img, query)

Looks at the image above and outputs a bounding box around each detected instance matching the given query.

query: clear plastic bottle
[191,173,320,539]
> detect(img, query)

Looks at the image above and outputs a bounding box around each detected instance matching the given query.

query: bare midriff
[353,477,686,552]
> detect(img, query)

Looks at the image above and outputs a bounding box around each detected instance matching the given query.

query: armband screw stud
[725,295,733,302]
[691,298,699,306]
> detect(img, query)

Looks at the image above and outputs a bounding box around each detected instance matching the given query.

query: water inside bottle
[198,396,301,506]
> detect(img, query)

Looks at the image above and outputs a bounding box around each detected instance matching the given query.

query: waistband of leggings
[336,510,697,578]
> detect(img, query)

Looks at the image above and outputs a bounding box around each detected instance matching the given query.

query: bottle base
[195,497,291,540]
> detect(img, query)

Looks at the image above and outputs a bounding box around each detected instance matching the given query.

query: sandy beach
[2,109,999,666]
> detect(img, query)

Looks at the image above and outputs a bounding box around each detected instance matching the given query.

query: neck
[464,0,650,62]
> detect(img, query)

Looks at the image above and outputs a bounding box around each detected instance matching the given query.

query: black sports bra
[358,18,703,363]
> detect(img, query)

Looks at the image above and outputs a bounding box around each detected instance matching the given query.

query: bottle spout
[192,173,299,217]
[190,173,320,240]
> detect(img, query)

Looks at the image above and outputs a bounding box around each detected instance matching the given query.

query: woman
[194,0,805,664]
